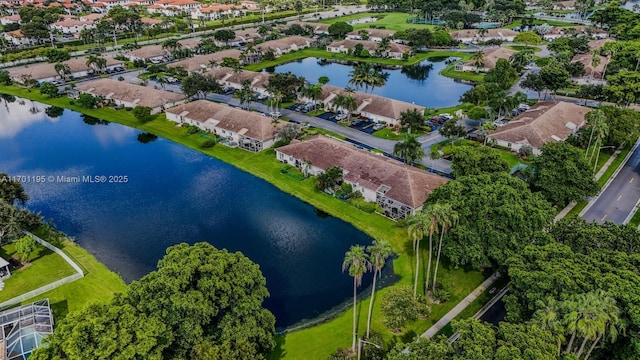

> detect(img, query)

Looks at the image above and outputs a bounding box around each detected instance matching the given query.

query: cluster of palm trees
[533,290,624,360]
[332,90,358,122]
[348,63,390,93]
[342,240,393,353]
[393,133,425,164]
[86,55,107,74]
[406,203,458,298]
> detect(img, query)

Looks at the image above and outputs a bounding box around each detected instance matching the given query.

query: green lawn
[15,226,126,319]
[425,103,473,118]
[440,63,485,83]
[0,242,76,302]
[597,146,632,188]
[565,200,588,218]
[0,85,486,358]
[320,12,437,32]
[372,127,427,140]
[628,208,640,228]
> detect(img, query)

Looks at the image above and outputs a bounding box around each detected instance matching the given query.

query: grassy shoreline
[1,85,485,359]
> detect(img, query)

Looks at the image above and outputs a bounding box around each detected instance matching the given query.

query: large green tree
[450,146,510,177]
[527,142,598,207]
[425,172,555,268]
[32,242,276,360]
[393,133,425,164]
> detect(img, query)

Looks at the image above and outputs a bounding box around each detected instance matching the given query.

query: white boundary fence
[0,232,84,309]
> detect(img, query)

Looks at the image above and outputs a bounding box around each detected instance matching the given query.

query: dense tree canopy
[450,145,510,177]
[32,242,276,360]
[527,142,598,208]
[425,172,555,268]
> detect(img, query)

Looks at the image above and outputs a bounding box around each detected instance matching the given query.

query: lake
[267,57,472,109]
[0,97,377,328]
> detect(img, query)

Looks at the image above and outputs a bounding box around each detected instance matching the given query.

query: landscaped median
[0,85,486,358]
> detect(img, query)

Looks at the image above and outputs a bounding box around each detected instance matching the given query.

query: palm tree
[376,36,391,56]
[162,38,182,53]
[471,50,485,71]
[54,62,71,81]
[406,208,436,297]
[342,245,370,353]
[584,291,624,360]
[393,133,425,164]
[365,240,392,338]
[533,297,566,356]
[348,63,389,93]
[431,203,458,291]
[584,109,609,171]
[156,73,168,89]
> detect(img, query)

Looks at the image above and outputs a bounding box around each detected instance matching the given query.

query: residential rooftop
[75,78,186,108]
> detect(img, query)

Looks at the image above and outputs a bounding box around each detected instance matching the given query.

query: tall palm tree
[407,212,426,297]
[342,245,370,353]
[431,203,458,291]
[156,73,168,89]
[365,240,392,339]
[342,94,357,122]
[376,36,392,56]
[471,50,485,71]
[590,50,601,79]
[54,63,71,80]
[393,133,425,164]
[348,63,389,93]
[533,297,566,356]
[584,291,624,360]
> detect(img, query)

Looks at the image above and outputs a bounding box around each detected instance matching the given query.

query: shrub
[433,288,451,303]
[132,106,153,123]
[117,76,124,81]
[201,140,215,148]
[186,125,200,135]
[341,182,353,195]
[518,145,533,159]
[15,235,38,264]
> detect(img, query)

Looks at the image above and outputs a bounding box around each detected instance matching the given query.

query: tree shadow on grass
[50,299,69,321]
[267,335,287,360]
[30,246,54,263]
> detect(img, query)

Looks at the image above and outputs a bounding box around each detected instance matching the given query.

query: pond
[266,57,472,109]
[0,97,378,329]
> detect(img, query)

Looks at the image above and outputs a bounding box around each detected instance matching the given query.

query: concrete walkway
[418,272,501,339]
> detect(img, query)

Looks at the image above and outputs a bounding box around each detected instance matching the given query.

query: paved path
[418,272,502,339]
[581,139,640,224]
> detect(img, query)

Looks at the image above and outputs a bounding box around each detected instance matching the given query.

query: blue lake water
[267,57,472,108]
[0,98,375,328]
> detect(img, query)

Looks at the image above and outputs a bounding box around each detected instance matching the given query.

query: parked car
[373,123,385,131]
[439,113,453,120]
[351,119,363,126]
[518,103,530,111]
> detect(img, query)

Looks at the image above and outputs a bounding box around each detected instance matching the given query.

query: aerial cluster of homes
[452,27,611,84]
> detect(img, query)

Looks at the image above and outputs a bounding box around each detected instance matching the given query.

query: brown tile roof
[450,28,518,39]
[547,26,607,35]
[571,53,609,79]
[347,28,396,38]
[588,38,613,50]
[125,44,166,59]
[289,21,330,33]
[76,78,186,108]
[328,39,410,54]
[167,49,242,72]
[166,100,281,140]
[208,67,269,89]
[488,101,591,149]
[255,36,312,52]
[320,85,425,120]
[463,47,516,69]
[9,56,122,80]
[277,136,448,208]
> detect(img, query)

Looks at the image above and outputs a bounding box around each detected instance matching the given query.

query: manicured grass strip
[598,146,633,188]
[373,127,404,140]
[505,45,542,52]
[19,227,126,320]
[565,200,588,218]
[0,243,76,302]
[320,12,437,32]
[440,63,485,83]
[628,208,640,228]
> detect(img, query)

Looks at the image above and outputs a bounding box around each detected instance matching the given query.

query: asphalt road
[582,141,640,224]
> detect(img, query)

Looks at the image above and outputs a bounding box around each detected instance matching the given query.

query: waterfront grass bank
[0,86,484,358]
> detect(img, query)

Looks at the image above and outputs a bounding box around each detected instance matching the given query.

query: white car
[439,113,453,120]
[373,123,385,131]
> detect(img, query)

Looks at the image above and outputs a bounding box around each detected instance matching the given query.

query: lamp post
[357,338,381,360]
